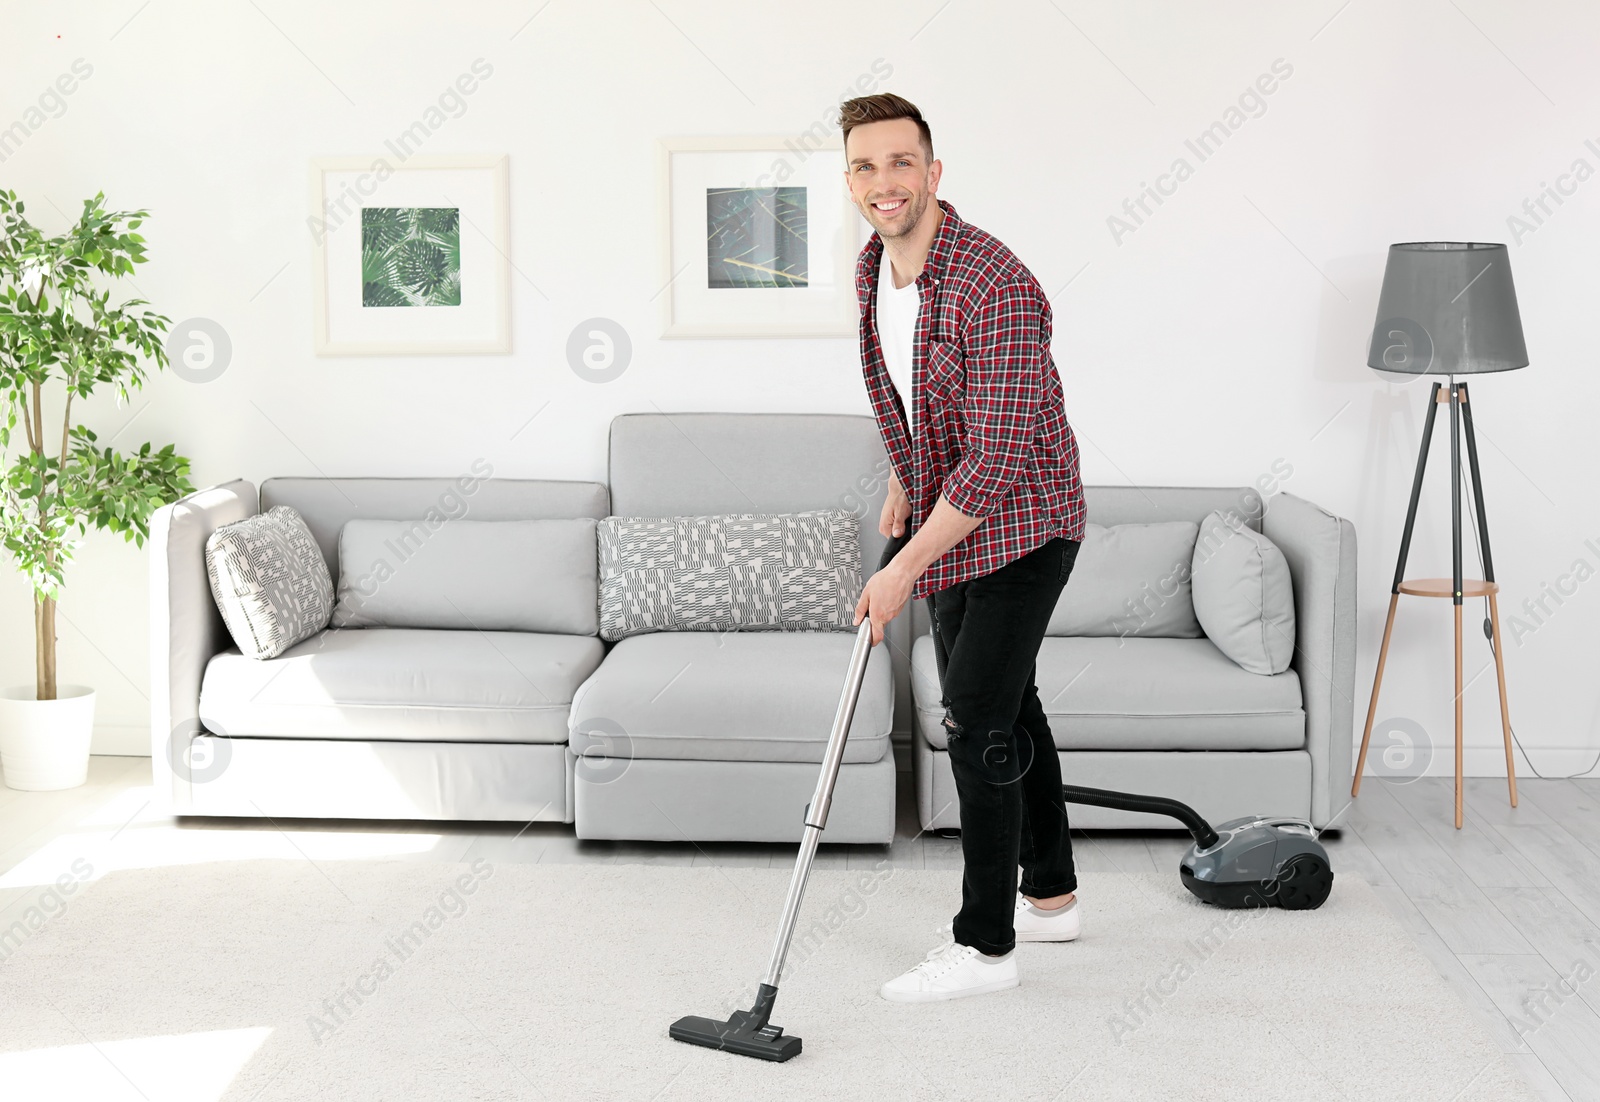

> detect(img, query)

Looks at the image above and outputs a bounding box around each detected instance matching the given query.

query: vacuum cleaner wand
[669,616,877,1062]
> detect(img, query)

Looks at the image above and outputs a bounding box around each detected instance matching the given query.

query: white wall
[2,2,1595,782]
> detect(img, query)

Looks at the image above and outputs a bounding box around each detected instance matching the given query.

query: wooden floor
[2,757,1597,1100]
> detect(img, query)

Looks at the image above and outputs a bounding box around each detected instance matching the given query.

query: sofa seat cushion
[569,631,892,765]
[199,627,604,744]
[912,633,1304,751]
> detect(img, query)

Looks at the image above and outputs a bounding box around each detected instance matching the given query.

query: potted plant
[0,190,194,790]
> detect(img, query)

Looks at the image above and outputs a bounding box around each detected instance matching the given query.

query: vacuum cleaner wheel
[1272,853,1334,910]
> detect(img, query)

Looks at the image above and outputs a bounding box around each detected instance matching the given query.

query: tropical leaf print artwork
[361,206,462,307]
[705,186,808,289]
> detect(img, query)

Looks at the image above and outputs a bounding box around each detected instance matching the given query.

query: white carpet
[0,857,1538,1101]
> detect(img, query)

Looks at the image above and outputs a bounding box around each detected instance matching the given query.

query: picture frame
[309,154,510,355]
[658,136,863,339]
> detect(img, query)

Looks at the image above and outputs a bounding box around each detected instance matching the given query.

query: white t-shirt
[875,246,921,441]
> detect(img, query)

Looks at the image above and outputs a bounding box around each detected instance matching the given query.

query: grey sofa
[150,411,1356,842]
[911,487,1357,832]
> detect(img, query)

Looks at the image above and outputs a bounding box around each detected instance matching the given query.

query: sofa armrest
[148,479,258,813]
[1262,491,1357,830]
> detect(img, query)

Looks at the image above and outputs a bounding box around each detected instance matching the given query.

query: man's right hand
[881,475,911,539]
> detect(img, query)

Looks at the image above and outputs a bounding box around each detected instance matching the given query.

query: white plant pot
[0,685,96,791]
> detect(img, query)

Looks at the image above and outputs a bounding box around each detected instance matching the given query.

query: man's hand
[881,472,910,538]
[854,558,913,647]
[856,489,987,646]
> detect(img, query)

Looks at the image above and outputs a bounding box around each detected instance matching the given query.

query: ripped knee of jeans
[942,709,964,740]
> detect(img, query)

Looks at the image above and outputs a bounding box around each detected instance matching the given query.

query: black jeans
[927,535,1082,956]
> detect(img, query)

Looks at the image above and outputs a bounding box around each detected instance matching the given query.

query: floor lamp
[1351,242,1528,829]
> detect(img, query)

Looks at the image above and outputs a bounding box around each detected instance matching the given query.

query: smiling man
[841,92,1089,1002]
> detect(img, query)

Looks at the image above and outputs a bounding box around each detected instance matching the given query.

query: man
[841,92,1088,1002]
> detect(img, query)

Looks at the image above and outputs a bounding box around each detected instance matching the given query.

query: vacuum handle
[804,617,876,830]
[879,527,911,572]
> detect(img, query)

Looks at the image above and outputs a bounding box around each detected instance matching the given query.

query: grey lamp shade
[1367,242,1529,375]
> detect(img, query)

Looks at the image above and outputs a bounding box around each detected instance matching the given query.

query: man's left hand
[853,559,914,646]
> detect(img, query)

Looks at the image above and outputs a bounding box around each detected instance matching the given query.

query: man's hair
[838,92,934,166]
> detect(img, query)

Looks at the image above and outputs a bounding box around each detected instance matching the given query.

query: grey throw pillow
[205,505,334,660]
[1047,521,1202,638]
[331,517,599,634]
[1191,509,1296,675]
[597,510,861,642]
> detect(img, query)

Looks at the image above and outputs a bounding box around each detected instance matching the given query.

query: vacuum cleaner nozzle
[670,983,801,1062]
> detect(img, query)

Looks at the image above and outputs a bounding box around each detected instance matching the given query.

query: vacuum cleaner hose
[1061,784,1219,850]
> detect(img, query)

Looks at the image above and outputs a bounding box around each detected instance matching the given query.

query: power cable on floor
[1456,439,1599,779]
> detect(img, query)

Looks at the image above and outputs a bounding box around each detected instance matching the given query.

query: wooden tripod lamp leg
[1354,593,1403,797]
[1487,591,1518,807]
[1454,603,1465,829]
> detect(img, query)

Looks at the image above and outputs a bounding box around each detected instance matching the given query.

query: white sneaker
[879,940,1019,1003]
[1014,892,1082,942]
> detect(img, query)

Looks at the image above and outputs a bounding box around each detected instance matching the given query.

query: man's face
[844,117,940,240]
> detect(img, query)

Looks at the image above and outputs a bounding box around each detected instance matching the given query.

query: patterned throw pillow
[205,506,335,660]
[597,510,862,642]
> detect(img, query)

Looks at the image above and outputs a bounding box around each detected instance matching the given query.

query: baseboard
[1409,744,1600,778]
[91,724,150,757]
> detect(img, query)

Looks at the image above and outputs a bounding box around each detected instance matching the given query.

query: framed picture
[658,136,862,338]
[309,154,510,355]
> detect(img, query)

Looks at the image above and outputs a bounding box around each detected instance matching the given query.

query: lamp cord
[1456,439,1600,779]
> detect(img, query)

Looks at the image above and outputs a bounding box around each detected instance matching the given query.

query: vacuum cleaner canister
[1179,814,1334,910]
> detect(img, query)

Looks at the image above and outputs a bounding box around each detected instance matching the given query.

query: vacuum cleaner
[671,554,1334,1062]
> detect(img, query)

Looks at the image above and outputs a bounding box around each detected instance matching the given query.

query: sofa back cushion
[597,510,861,641]
[1047,521,1203,638]
[259,475,609,586]
[205,505,334,659]
[607,412,892,582]
[1191,509,1296,674]
[330,518,599,634]
[1083,485,1267,531]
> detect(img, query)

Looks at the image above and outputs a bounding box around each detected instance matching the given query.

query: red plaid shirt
[858,198,1086,601]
